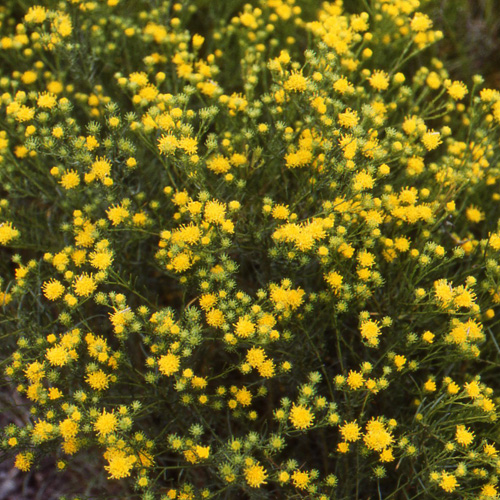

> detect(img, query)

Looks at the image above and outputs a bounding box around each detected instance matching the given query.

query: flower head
[244,462,268,488]
[289,404,314,430]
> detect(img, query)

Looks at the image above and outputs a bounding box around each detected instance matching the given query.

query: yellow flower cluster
[1,0,500,498]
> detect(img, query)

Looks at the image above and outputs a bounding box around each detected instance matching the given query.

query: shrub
[1,1,500,499]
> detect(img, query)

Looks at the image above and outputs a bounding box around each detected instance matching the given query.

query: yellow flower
[87,335,109,362]
[447,381,460,395]
[484,443,498,457]
[447,81,468,100]
[269,284,305,311]
[53,14,73,37]
[32,420,54,443]
[284,71,308,92]
[178,136,198,155]
[465,205,484,223]
[25,362,45,382]
[422,130,442,151]
[47,81,63,94]
[139,84,158,102]
[60,170,80,190]
[338,108,359,128]
[439,471,458,493]
[278,471,290,483]
[453,287,476,309]
[411,13,432,32]
[171,224,201,245]
[347,370,364,390]
[311,96,327,114]
[434,279,453,307]
[192,34,205,48]
[363,418,394,451]
[353,170,374,191]
[158,134,178,155]
[42,279,65,300]
[291,470,310,489]
[360,320,381,346]
[73,273,97,297]
[86,369,110,391]
[272,204,290,220]
[21,72,37,85]
[204,200,226,224]
[206,309,225,327]
[424,379,436,392]
[59,418,79,440]
[107,205,130,226]
[244,462,268,488]
[195,445,210,459]
[191,376,207,389]
[289,404,314,430]
[37,92,57,109]
[207,155,231,174]
[94,410,118,436]
[233,316,256,338]
[337,442,349,453]
[89,250,114,270]
[14,452,34,471]
[171,252,192,273]
[85,135,99,150]
[0,222,20,245]
[325,271,343,293]
[257,359,275,378]
[104,449,136,479]
[90,157,112,180]
[46,346,70,367]
[198,294,216,311]
[246,347,266,368]
[158,353,180,376]
[379,447,395,462]
[455,425,474,447]
[481,484,498,498]
[333,77,354,94]
[24,6,47,23]
[340,421,361,442]
[368,70,389,91]
[464,381,481,398]
[235,387,252,407]
[394,355,406,371]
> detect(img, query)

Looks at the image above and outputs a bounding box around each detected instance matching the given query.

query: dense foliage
[2,1,500,498]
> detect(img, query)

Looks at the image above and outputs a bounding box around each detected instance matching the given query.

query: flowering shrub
[1,1,500,499]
